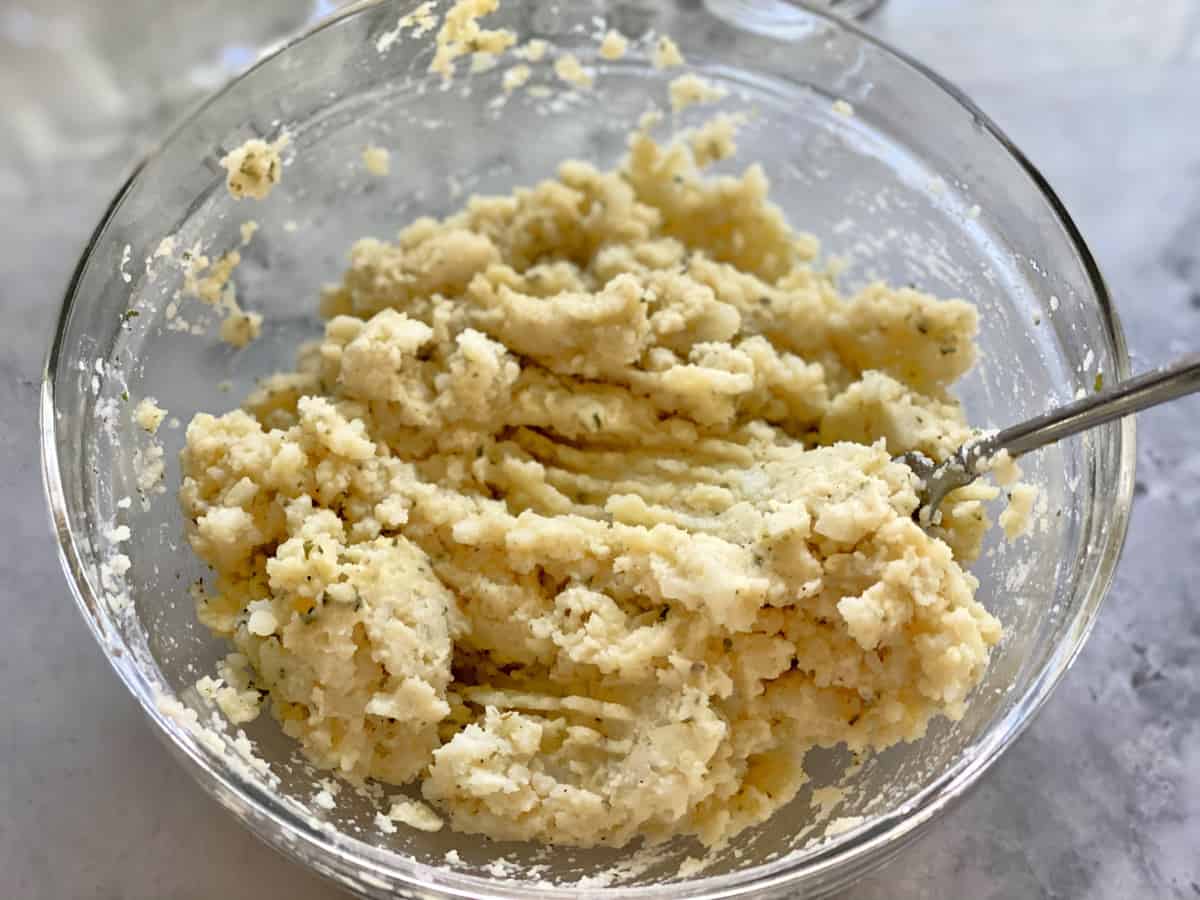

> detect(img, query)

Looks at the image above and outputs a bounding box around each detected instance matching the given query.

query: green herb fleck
[1094,372,1104,392]
[120,390,129,402]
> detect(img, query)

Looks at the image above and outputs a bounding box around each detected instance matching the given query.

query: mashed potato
[179,125,1002,848]
[220,135,288,201]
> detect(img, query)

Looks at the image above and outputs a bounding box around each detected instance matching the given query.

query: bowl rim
[39,1,1136,897]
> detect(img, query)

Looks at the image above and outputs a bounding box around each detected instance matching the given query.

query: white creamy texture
[179,117,1006,849]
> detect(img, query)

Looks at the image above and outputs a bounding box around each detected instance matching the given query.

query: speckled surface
[2,1,1197,897]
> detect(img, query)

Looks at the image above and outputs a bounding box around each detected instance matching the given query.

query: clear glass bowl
[40,1,1135,897]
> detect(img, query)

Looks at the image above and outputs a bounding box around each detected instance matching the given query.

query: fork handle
[972,352,1200,462]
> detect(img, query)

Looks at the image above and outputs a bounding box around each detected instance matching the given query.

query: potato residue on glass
[219,134,288,201]
[178,105,1012,849]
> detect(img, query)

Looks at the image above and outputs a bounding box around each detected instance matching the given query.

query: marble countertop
[2,1,1197,897]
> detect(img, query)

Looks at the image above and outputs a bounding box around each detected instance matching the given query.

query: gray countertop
[2,1,1197,897]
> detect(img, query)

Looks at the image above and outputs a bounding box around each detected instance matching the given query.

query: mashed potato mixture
[179,125,1002,848]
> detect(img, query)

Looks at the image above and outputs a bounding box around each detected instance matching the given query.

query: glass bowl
[40,1,1134,897]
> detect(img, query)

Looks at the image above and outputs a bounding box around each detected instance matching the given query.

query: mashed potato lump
[179,126,1002,849]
